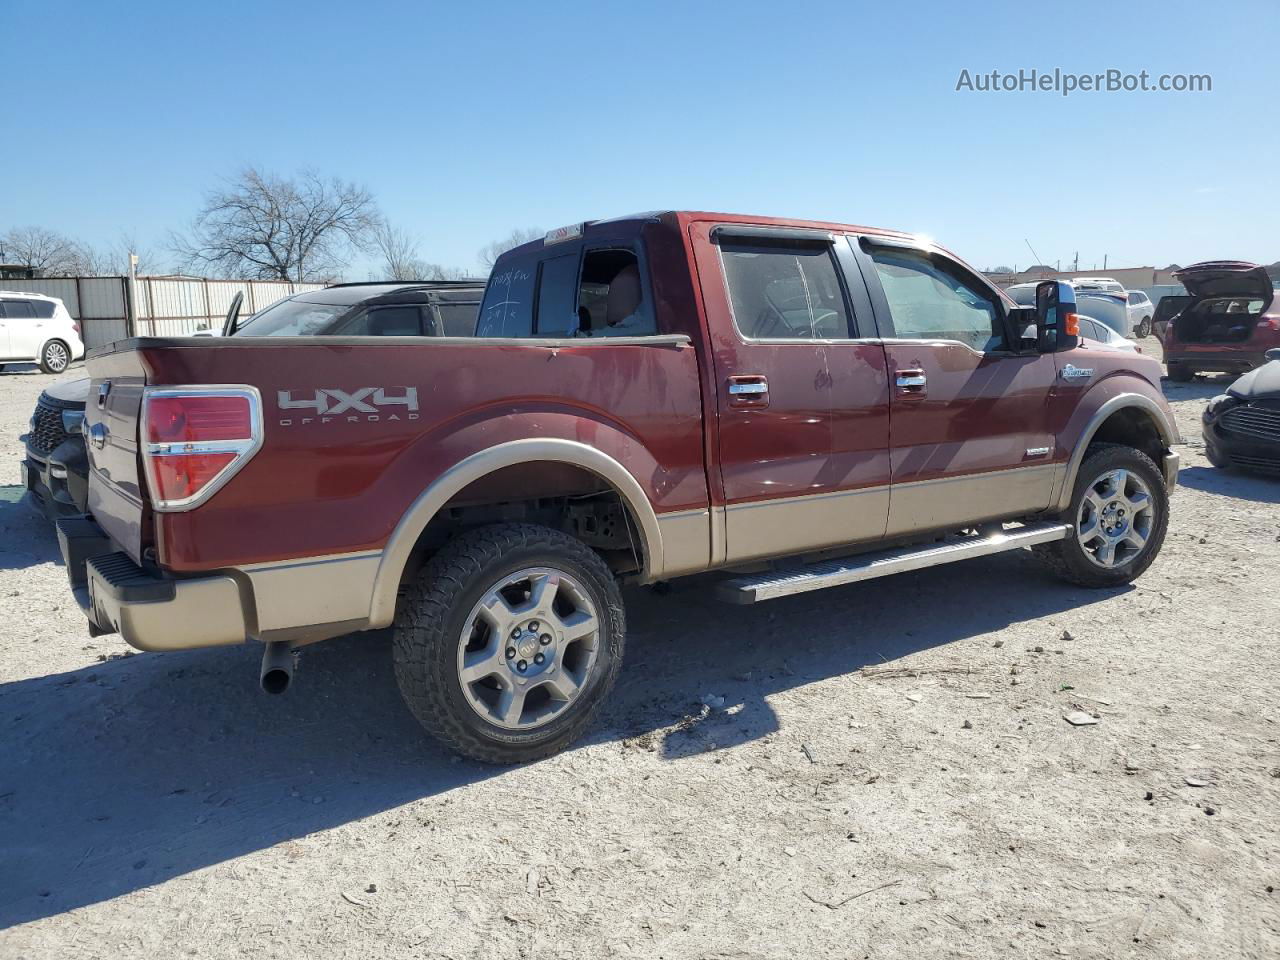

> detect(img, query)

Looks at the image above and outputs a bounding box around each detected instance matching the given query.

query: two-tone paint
[79,211,1179,652]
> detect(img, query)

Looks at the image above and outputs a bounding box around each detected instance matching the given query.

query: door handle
[895,369,927,393]
[727,375,769,407]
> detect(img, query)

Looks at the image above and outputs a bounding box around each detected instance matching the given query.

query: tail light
[1257,317,1280,332]
[141,387,262,511]
[73,321,81,337]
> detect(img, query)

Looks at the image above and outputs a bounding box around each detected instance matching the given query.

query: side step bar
[717,522,1072,604]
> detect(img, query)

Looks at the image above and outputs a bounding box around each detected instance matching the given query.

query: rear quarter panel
[127,338,708,572]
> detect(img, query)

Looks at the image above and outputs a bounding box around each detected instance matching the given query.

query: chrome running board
[717,522,1072,604]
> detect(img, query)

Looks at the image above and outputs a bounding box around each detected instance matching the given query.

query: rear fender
[369,437,666,628]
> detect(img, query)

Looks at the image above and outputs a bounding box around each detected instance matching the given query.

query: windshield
[234,297,349,337]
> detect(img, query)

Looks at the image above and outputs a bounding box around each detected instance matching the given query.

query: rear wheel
[1136,316,1152,339]
[393,523,625,763]
[1035,443,1169,588]
[39,340,70,374]
[1166,362,1194,382]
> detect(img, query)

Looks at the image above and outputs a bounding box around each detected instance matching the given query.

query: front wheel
[39,340,70,374]
[1035,443,1169,588]
[393,523,625,763]
[1136,316,1152,339]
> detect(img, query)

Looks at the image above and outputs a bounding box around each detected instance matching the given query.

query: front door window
[868,248,1003,352]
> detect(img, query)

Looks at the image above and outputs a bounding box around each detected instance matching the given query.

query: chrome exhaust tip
[260,641,294,695]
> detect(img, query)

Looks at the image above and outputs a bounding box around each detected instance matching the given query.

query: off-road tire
[392,523,625,764]
[1166,362,1194,383]
[1034,443,1169,588]
[39,340,70,374]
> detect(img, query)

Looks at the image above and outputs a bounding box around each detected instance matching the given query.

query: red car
[1160,261,1280,381]
[58,211,1180,762]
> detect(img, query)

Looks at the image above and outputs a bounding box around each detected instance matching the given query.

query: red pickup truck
[59,211,1180,762]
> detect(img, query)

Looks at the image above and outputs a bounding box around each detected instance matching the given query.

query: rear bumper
[56,516,381,652]
[1167,351,1268,373]
[57,517,247,651]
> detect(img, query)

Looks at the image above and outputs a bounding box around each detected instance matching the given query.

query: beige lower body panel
[239,551,382,635]
[655,508,713,578]
[886,464,1058,538]
[724,486,891,564]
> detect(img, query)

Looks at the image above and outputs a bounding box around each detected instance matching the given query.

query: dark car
[1162,262,1280,381]
[20,281,484,519]
[231,280,484,338]
[1202,348,1280,474]
[20,376,91,519]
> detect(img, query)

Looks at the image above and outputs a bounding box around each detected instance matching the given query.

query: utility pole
[126,252,140,338]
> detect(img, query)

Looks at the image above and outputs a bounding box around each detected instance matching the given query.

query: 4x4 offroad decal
[277,387,419,426]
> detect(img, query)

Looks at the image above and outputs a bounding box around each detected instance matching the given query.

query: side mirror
[1266,347,1280,363]
[1035,280,1080,353]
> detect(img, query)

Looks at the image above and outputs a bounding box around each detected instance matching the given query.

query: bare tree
[172,167,380,281]
[477,227,543,272]
[373,221,476,281]
[72,232,167,277]
[1,226,83,276]
[373,221,421,280]
[419,263,474,281]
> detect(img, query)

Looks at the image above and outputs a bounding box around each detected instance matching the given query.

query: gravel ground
[1,346,1278,960]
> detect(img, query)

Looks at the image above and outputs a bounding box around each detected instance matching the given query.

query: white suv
[0,292,85,373]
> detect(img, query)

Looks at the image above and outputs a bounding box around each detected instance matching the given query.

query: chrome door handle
[727,375,770,408]
[896,373,927,388]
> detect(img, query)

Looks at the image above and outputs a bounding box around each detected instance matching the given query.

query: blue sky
[4,0,1276,275]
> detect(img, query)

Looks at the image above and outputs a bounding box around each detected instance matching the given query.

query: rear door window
[718,239,852,340]
[337,304,425,336]
[437,302,479,336]
[2,300,36,319]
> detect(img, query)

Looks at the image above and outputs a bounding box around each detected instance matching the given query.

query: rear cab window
[477,225,658,338]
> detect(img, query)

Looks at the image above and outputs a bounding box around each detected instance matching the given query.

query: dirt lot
[1,347,1278,960]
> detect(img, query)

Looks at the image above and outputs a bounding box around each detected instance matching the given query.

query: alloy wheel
[455,567,600,730]
[1076,468,1155,568]
[45,342,68,372]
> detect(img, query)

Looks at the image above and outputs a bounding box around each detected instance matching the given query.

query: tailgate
[84,348,149,563]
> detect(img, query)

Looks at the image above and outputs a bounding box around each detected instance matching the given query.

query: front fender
[1051,376,1180,510]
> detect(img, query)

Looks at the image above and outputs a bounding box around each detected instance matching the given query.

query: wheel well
[1088,407,1167,465]
[402,462,647,584]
